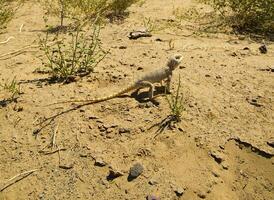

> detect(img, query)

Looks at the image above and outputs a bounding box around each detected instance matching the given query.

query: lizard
[54,54,182,104]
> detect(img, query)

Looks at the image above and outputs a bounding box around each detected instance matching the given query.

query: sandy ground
[0,0,273,199]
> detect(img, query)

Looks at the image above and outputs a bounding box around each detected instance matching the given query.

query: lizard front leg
[166,75,172,93]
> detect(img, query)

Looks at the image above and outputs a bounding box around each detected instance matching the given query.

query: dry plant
[39,0,75,29]
[0,0,23,31]
[142,17,163,33]
[38,24,107,82]
[71,0,142,22]
[40,0,142,29]
[149,75,185,137]
[0,77,21,101]
[108,0,140,16]
[172,0,274,39]
[165,75,185,123]
[172,6,227,36]
[201,0,274,36]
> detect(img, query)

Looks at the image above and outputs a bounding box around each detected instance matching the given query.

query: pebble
[146,195,160,200]
[210,150,225,164]
[267,139,274,148]
[94,157,107,167]
[174,187,185,197]
[107,168,123,181]
[259,44,267,54]
[128,163,144,180]
[221,161,229,170]
[119,46,127,49]
[118,127,131,134]
[148,179,158,185]
[197,191,206,199]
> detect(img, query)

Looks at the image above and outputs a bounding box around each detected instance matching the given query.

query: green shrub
[39,0,76,28]
[109,0,139,16]
[0,0,16,30]
[38,25,107,82]
[70,0,141,21]
[40,0,141,27]
[0,77,21,101]
[201,0,274,35]
[166,75,185,123]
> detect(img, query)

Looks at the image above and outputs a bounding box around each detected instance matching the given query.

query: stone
[128,163,144,181]
[174,187,185,197]
[146,195,160,200]
[94,157,107,167]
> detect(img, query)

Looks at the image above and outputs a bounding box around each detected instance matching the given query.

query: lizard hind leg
[138,81,155,99]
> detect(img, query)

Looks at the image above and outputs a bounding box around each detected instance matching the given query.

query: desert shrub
[0,0,19,30]
[0,77,21,101]
[166,75,185,123]
[201,0,274,35]
[69,0,141,21]
[38,25,107,82]
[149,75,185,137]
[39,0,76,28]
[40,0,141,27]
[108,0,139,16]
[70,0,109,20]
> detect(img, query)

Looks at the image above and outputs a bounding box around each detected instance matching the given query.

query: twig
[0,40,61,60]
[0,44,39,59]
[0,169,38,192]
[51,123,58,148]
[19,24,24,33]
[0,36,15,44]
[39,148,66,155]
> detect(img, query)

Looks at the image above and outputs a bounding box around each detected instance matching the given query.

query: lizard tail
[51,84,137,105]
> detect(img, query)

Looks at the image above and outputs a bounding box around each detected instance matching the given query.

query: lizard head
[167,54,183,70]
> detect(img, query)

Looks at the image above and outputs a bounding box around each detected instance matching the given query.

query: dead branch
[0,169,38,192]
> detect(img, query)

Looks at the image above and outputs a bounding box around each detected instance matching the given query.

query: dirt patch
[0,0,273,199]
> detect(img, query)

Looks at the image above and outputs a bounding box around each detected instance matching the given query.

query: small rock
[155,38,163,42]
[13,105,23,112]
[107,168,123,181]
[230,52,237,57]
[148,179,158,185]
[128,163,144,181]
[211,171,220,177]
[210,151,225,164]
[79,152,88,157]
[137,67,143,70]
[267,139,274,148]
[119,46,127,49]
[221,161,229,170]
[174,187,185,197]
[118,127,131,134]
[59,164,74,169]
[238,36,245,40]
[197,191,206,199]
[259,44,267,54]
[146,195,160,200]
[88,116,99,119]
[216,75,222,79]
[94,157,106,167]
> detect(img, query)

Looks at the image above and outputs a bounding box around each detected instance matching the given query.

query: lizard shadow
[130,85,168,105]
[35,86,168,136]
